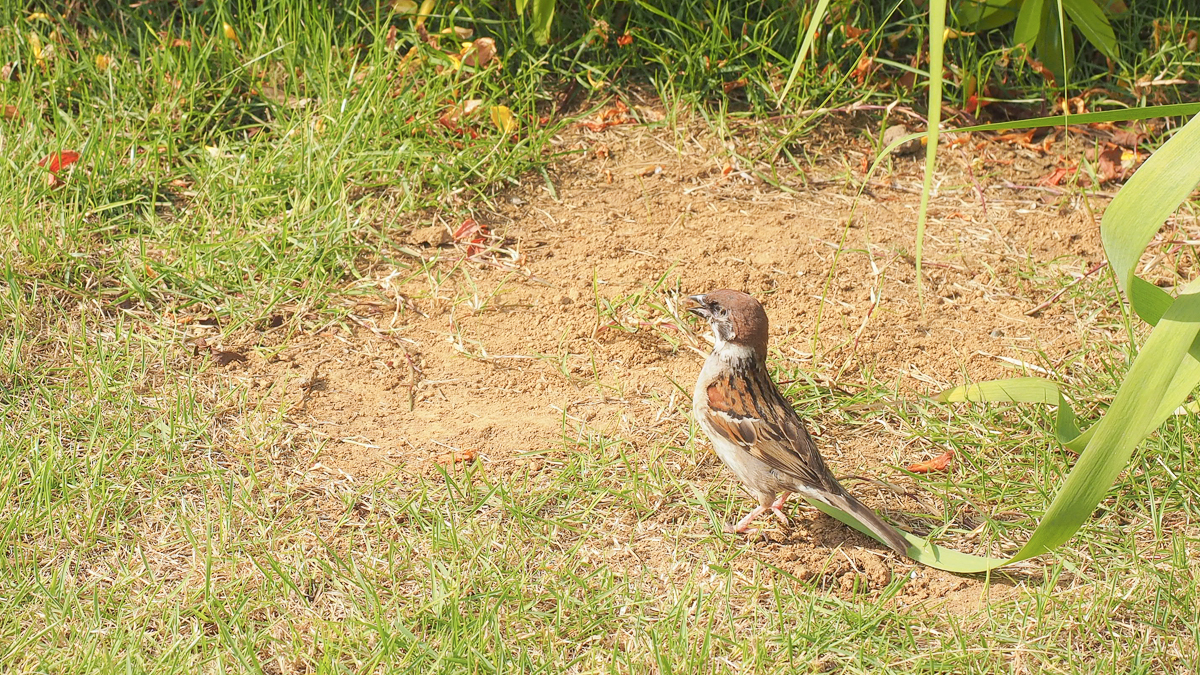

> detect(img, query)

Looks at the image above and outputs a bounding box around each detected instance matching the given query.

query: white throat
[708,338,757,363]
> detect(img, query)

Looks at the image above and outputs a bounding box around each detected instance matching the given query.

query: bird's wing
[704,370,842,495]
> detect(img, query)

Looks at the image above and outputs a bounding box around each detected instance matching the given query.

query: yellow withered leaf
[490,106,517,135]
[415,0,436,28]
[28,32,46,67]
[223,22,242,49]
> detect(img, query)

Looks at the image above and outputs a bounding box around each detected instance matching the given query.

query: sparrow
[688,289,910,557]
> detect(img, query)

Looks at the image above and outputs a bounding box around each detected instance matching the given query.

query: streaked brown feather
[705,364,842,495]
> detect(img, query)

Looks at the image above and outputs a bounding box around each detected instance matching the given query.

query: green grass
[3,1,1200,673]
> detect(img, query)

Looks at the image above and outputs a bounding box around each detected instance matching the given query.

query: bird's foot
[770,507,789,526]
[725,504,769,534]
[769,492,792,526]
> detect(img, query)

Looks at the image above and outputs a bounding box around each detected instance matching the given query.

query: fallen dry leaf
[490,105,517,135]
[28,32,48,68]
[1110,128,1142,148]
[576,100,635,132]
[1096,146,1124,183]
[3,105,16,121]
[433,449,477,465]
[39,150,80,174]
[158,32,191,49]
[453,218,488,255]
[437,99,483,136]
[1024,55,1056,84]
[850,56,874,85]
[995,130,1035,144]
[843,25,869,43]
[464,37,495,68]
[907,450,954,473]
[1039,165,1077,187]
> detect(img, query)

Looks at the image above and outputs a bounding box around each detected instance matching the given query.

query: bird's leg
[769,491,792,525]
[725,505,770,534]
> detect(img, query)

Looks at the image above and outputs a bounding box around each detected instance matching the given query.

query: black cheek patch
[715,322,735,342]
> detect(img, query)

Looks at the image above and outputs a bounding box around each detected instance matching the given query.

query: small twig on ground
[297,358,333,411]
[1000,181,1119,199]
[406,352,420,412]
[962,152,988,219]
[1025,261,1108,316]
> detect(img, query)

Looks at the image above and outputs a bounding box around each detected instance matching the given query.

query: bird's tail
[821,490,910,558]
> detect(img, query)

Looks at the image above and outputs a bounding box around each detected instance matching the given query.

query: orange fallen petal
[39,150,80,173]
[433,449,477,465]
[907,450,954,473]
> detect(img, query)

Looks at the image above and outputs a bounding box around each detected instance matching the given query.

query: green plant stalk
[914,0,948,304]
[778,0,832,105]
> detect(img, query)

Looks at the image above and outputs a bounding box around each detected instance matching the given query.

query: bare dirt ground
[199,115,1116,615]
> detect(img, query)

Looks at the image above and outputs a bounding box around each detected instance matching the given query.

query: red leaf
[452,218,481,241]
[1039,165,1077,187]
[907,450,954,473]
[453,218,488,256]
[39,150,80,174]
[617,34,632,47]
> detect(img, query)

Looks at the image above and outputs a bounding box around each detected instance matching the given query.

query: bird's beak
[686,294,710,318]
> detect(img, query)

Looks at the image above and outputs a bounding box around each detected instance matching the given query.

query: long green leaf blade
[1014,0,1046,46]
[1011,284,1200,560]
[1103,112,1200,296]
[531,0,555,45]
[1063,0,1119,59]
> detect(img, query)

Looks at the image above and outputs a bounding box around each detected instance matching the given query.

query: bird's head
[686,289,769,355]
